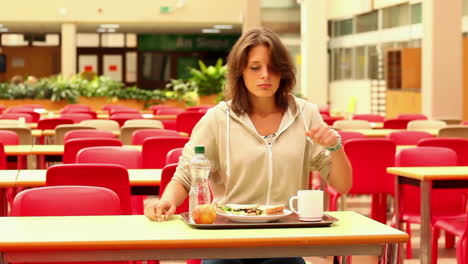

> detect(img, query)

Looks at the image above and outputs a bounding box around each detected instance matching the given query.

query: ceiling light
[100,24,120,29]
[202,28,220,34]
[107,28,116,33]
[97,28,106,33]
[213,25,233,30]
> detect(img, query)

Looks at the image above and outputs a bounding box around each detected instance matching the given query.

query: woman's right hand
[144,199,176,222]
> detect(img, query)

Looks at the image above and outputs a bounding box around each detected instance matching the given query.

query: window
[126,34,137,47]
[342,48,352,79]
[333,18,353,37]
[140,52,171,82]
[101,33,125,47]
[382,4,410,29]
[356,11,378,33]
[354,46,366,79]
[1,34,28,46]
[411,3,422,24]
[368,46,379,80]
[332,49,341,81]
[77,34,99,47]
[464,0,468,16]
[32,34,59,46]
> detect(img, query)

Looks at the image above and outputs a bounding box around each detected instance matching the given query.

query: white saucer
[298,216,323,222]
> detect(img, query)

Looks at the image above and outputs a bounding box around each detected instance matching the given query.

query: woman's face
[242,45,281,99]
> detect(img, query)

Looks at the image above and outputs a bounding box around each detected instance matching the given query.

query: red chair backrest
[418,137,468,165]
[337,131,365,144]
[161,120,177,130]
[60,113,95,123]
[0,113,34,123]
[155,108,185,115]
[185,105,213,112]
[63,138,122,163]
[76,146,142,169]
[353,114,385,123]
[37,118,74,130]
[322,116,343,126]
[131,129,181,145]
[165,147,183,165]
[46,164,131,214]
[0,142,7,169]
[397,114,427,120]
[160,164,188,214]
[142,137,189,168]
[387,130,434,145]
[109,108,140,115]
[110,113,143,119]
[11,186,121,216]
[149,104,172,112]
[176,112,205,135]
[396,147,462,215]
[344,138,396,195]
[5,110,40,122]
[64,129,116,142]
[0,130,19,145]
[102,104,131,111]
[383,119,411,129]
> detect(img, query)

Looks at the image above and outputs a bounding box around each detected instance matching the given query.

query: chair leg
[445,232,455,248]
[405,222,412,259]
[431,227,440,264]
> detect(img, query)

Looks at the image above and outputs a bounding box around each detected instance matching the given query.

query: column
[61,23,77,77]
[242,0,261,33]
[422,0,462,119]
[300,0,328,105]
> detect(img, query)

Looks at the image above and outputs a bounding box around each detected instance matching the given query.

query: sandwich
[218,203,285,216]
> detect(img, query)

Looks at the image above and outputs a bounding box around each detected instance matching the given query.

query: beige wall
[0,0,242,24]
[327,0,372,20]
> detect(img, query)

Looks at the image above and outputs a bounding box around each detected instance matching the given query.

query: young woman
[145,27,352,264]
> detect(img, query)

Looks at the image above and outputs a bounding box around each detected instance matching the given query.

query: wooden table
[387,166,468,264]
[342,129,438,138]
[16,169,161,187]
[0,211,407,264]
[29,145,141,155]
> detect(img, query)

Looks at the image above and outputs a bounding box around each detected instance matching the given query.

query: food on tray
[218,203,285,216]
[192,204,217,224]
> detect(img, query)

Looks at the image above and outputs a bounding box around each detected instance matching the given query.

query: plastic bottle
[188,145,214,224]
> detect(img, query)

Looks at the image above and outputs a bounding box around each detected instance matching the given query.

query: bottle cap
[194,146,205,154]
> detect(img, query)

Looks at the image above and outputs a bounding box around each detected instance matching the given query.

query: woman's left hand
[306,124,339,148]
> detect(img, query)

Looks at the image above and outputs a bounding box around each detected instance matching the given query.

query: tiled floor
[146,195,457,264]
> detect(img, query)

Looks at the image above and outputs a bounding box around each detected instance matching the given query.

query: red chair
[109,108,140,115]
[397,114,428,120]
[159,164,199,264]
[76,146,142,169]
[337,131,365,144]
[60,113,95,123]
[11,185,121,216]
[76,146,143,214]
[64,129,117,142]
[432,206,468,264]
[185,105,213,112]
[5,109,40,122]
[161,120,177,130]
[63,138,122,163]
[0,143,7,170]
[166,147,183,165]
[155,108,185,115]
[395,147,463,259]
[149,104,172,112]
[322,116,343,126]
[110,113,144,127]
[383,118,411,129]
[176,112,205,135]
[461,121,468,125]
[131,129,182,145]
[37,118,74,144]
[142,137,189,169]
[387,130,434,145]
[353,114,385,123]
[329,139,396,223]
[46,164,132,214]
[318,105,330,116]
[0,130,19,145]
[0,113,34,123]
[102,104,132,112]
[418,137,468,165]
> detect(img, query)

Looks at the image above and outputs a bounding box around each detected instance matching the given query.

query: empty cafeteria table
[0,211,407,264]
[387,166,468,264]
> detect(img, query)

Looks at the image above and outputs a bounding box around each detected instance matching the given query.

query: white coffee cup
[289,190,324,222]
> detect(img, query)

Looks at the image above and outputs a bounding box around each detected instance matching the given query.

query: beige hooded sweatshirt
[172,96,331,208]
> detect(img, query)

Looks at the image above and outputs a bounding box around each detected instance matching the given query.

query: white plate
[217,209,293,223]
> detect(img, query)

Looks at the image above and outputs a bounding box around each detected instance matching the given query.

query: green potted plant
[189,58,227,104]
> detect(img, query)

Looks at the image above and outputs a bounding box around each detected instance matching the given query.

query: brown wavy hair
[225,27,296,115]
